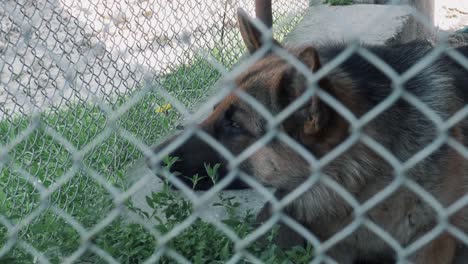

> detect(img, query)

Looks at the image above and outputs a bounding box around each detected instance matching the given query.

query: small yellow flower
[156,103,172,114]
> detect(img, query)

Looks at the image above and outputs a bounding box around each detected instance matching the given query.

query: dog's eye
[221,119,242,133]
[230,121,240,129]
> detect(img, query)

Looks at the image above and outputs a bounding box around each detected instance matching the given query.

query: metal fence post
[255,0,273,28]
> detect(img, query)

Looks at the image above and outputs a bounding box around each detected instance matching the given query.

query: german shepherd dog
[148,8,468,264]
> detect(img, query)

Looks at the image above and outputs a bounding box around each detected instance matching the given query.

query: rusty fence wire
[1,0,468,263]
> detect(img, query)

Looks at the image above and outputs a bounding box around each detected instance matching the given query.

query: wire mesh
[1,0,468,263]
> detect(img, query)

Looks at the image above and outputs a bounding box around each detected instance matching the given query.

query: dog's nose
[146,134,220,190]
[146,132,249,191]
[146,135,176,172]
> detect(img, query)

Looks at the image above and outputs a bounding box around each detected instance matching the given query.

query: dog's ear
[279,47,332,136]
[297,47,321,72]
[237,8,280,53]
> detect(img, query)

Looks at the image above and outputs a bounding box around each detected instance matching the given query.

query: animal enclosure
[1,0,468,263]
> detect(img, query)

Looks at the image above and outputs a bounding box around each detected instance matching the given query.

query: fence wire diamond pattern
[1,0,468,263]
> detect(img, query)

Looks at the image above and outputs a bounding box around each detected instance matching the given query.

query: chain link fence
[1,0,468,263]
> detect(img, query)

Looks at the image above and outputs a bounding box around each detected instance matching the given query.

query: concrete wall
[390,0,467,32]
[310,0,467,32]
[433,0,468,31]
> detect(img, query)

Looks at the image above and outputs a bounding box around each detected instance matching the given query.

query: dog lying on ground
[148,8,468,264]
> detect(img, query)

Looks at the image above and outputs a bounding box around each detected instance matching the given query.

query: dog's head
[148,9,350,191]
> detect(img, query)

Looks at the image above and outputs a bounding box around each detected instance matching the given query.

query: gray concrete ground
[284,4,424,46]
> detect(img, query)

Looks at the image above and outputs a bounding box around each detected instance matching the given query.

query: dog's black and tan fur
[149,9,468,264]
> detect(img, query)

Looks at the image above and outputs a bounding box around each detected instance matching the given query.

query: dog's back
[317,41,468,115]
[314,41,468,161]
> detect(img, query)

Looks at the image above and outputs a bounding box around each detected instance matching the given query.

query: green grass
[0,15,310,263]
[0,55,221,262]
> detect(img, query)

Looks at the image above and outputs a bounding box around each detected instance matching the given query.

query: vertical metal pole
[255,0,272,28]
